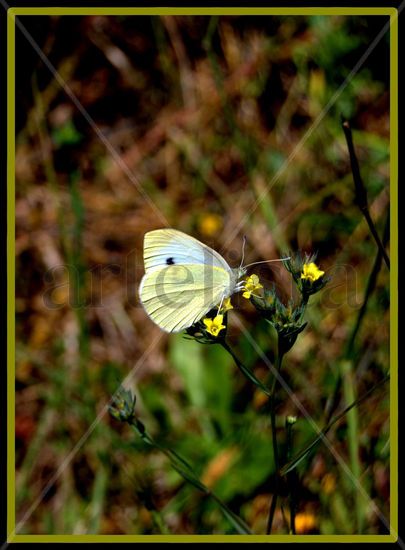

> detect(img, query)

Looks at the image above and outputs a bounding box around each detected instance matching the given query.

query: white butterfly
[138,229,247,333]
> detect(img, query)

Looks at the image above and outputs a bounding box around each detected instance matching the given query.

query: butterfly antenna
[239,235,247,269]
[244,256,291,269]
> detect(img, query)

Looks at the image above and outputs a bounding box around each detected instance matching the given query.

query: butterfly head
[231,266,248,293]
[234,252,291,294]
[235,266,247,280]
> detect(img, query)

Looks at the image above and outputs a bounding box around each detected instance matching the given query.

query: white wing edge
[144,229,232,271]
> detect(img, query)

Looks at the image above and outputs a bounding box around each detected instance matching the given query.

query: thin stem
[340,359,363,533]
[220,340,272,397]
[280,373,389,476]
[325,211,390,424]
[266,492,278,535]
[270,359,281,470]
[220,339,288,534]
[129,421,252,534]
[286,418,297,534]
[342,119,390,269]
[266,352,284,534]
[362,209,390,269]
[346,211,390,355]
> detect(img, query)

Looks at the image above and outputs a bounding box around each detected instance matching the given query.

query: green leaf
[169,335,206,409]
[203,345,234,433]
[52,119,82,147]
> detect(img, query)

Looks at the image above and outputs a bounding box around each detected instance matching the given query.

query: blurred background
[15,14,390,535]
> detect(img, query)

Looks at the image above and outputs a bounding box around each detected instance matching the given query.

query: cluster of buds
[251,287,307,354]
[282,253,328,304]
[109,387,136,423]
[109,387,146,436]
[249,254,327,354]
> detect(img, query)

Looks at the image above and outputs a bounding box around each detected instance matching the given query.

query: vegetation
[15,14,391,535]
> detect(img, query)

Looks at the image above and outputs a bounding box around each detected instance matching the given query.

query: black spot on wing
[166,257,175,265]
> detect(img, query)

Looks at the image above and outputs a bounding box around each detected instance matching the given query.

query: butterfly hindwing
[139,264,231,333]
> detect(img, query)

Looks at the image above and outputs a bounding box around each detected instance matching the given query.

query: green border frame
[7,6,398,543]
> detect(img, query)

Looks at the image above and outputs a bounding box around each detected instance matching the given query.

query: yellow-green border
[389,5,399,543]
[7,6,16,543]
[5,7,399,15]
[7,6,398,544]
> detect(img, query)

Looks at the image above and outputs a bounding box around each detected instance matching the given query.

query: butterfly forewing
[143,229,230,272]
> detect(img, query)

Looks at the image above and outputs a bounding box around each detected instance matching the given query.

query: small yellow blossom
[221,297,233,313]
[242,274,263,299]
[198,213,223,237]
[203,315,226,337]
[301,262,324,283]
[295,512,317,534]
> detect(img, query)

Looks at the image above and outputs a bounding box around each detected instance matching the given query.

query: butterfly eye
[166,257,175,265]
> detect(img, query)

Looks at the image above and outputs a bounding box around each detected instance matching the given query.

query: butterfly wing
[143,229,230,272]
[139,264,232,333]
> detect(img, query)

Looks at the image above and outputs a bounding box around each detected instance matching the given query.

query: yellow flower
[203,315,226,337]
[242,274,263,299]
[295,512,317,534]
[300,262,324,283]
[221,297,233,313]
[198,213,223,237]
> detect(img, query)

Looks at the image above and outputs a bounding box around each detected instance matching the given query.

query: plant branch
[280,373,389,476]
[340,360,363,533]
[342,119,390,269]
[266,351,284,534]
[325,211,390,424]
[132,422,252,534]
[220,340,272,397]
[286,417,297,534]
[110,390,252,535]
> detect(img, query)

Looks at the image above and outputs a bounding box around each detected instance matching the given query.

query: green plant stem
[270,358,281,470]
[128,420,252,535]
[220,340,272,397]
[286,418,297,534]
[340,359,364,533]
[342,119,390,270]
[346,211,390,356]
[325,211,390,425]
[280,373,389,476]
[150,510,170,534]
[220,338,286,534]
[266,351,284,534]
[361,209,390,269]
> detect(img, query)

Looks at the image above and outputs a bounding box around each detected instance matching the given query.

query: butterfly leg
[216,294,225,316]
